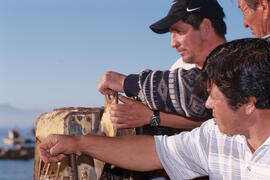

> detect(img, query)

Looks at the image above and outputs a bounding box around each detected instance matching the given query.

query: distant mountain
[0,104,46,127]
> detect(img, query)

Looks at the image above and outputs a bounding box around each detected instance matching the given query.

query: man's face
[205,84,247,136]
[169,20,204,65]
[238,0,265,37]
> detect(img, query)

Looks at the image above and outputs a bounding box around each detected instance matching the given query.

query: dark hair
[181,12,227,38]
[245,0,270,10]
[198,38,270,110]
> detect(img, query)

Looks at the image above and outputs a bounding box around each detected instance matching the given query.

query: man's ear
[245,97,256,115]
[259,0,270,33]
[260,0,270,19]
[199,18,212,39]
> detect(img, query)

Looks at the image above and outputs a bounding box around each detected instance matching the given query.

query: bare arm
[159,112,203,130]
[110,95,204,129]
[39,134,162,172]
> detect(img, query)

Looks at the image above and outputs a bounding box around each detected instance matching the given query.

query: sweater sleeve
[123,74,140,97]
[123,68,212,119]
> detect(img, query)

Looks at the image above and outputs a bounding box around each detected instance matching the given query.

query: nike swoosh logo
[186,7,201,12]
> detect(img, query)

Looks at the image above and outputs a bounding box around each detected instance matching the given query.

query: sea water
[0,127,34,180]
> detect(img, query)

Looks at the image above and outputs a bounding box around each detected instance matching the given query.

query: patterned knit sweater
[124,67,212,120]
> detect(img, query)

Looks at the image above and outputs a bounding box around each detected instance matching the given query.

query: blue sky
[0,0,252,111]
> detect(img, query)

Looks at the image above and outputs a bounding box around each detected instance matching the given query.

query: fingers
[50,143,63,157]
[110,104,133,123]
[111,104,130,112]
[109,101,150,128]
[38,134,72,163]
[41,152,66,163]
[97,71,126,94]
[118,94,134,104]
[39,144,50,163]
[110,110,141,129]
[97,74,109,95]
[47,154,66,163]
[113,123,134,129]
[39,134,57,162]
[101,89,115,96]
[110,116,128,124]
[111,115,137,128]
[110,106,134,128]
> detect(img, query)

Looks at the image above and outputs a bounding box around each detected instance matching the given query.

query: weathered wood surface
[34,107,104,180]
[34,93,139,180]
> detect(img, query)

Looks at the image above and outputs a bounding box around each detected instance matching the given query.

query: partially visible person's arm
[110,95,205,129]
[124,68,211,119]
[39,134,162,172]
[98,69,212,119]
[159,112,204,129]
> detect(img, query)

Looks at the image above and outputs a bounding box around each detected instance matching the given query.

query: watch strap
[153,110,160,116]
[150,110,160,127]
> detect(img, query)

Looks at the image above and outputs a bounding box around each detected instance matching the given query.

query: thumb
[50,143,63,156]
[118,94,134,104]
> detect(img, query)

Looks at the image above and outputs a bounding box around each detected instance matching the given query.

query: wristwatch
[150,110,160,127]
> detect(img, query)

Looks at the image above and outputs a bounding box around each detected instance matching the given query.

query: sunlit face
[205,84,248,136]
[169,20,204,66]
[238,0,265,37]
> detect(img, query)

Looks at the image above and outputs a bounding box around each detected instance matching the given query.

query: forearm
[159,112,205,130]
[125,68,212,119]
[76,135,162,171]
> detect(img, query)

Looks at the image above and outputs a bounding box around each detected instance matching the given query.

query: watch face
[150,116,160,127]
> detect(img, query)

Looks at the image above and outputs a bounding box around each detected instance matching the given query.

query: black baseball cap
[150,0,225,34]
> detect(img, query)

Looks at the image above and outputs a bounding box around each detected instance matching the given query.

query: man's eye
[177,31,185,35]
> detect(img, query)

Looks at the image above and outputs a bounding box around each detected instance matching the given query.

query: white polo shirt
[155,119,270,180]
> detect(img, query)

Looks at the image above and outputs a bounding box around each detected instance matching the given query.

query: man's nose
[205,97,214,109]
[170,32,179,48]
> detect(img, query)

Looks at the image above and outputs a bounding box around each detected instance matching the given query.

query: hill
[0,104,46,127]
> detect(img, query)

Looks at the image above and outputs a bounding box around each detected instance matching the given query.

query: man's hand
[38,134,79,163]
[110,95,152,128]
[38,134,162,171]
[98,71,126,95]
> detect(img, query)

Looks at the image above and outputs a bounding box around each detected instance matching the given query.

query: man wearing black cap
[98,0,226,132]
